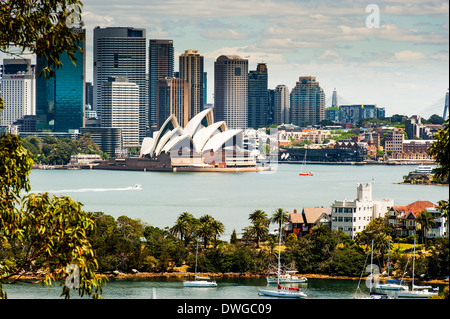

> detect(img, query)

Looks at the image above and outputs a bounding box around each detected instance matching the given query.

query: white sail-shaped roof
[184,108,214,137]
[162,134,196,154]
[150,114,179,157]
[193,121,227,152]
[140,137,155,156]
[154,127,184,156]
[202,129,243,153]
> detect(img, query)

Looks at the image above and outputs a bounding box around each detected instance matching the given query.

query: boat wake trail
[33,184,142,194]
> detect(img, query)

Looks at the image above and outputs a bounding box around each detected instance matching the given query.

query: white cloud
[201,29,249,40]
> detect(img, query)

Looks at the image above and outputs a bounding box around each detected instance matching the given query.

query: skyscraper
[101,76,139,147]
[36,27,85,132]
[93,27,147,141]
[214,55,248,129]
[290,76,325,126]
[157,77,190,129]
[149,39,174,131]
[274,85,289,125]
[248,63,268,129]
[179,50,204,120]
[331,88,338,108]
[0,58,35,127]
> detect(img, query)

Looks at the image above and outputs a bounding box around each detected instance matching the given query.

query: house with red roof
[388,200,435,237]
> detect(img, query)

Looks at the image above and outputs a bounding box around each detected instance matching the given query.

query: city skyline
[0,0,448,119]
[77,0,449,119]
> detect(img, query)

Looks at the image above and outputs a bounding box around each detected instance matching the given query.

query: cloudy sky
[7,0,449,118]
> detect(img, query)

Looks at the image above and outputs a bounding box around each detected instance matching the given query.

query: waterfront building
[214,55,248,129]
[93,27,147,141]
[149,39,174,131]
[331,183,393,239]
[405,115,433,140]
[384,129,404,153]
[179,50,204,119]
[280,146,366,163]
[248,63,269,129]
[36,27,85,132]
[286,207,331,237]
[290,76,325,126]
[101,77,139,148]
[388,201,436,238]
[139,108,256,168]
[80,127,122,157]
[273,85,289,125]
[157,77,190,129]
[0,58,35,127]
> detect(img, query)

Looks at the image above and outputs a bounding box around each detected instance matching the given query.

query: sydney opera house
[95,108,271,172]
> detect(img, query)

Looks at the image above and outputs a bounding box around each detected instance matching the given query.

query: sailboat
[354,240,392,299]
[183,241,217,288]
[299,150,313,176]
[396,239,438,298]
[258,221,307,298]
[376,237,408,291]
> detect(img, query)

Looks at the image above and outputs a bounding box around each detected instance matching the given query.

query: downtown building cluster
[1,26,385,157]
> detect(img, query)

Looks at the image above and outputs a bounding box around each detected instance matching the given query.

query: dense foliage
[21,134,105,165]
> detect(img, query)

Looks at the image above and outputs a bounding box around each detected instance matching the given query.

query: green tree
[428,119,449,183]
[248,210,269,248]
[197,214,214,249]
[0,0,85,79]
[270,208,289,232]
[415,210,436,249]
[170,212,197,246]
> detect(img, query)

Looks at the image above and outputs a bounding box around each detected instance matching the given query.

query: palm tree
[197,214,214,248]
[211,219,225,247]
[415,210,436,249]
[270,208,289,228]
[248,210,269,248]
[373,233,391,268]
[170,212,197,246]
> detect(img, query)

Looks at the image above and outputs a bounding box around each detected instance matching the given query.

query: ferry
[414,165,435,174]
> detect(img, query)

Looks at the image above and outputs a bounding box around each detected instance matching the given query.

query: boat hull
[258,289,307,298]
[183,280,217,288]
[267,277,307,284]
[376,283,408,291]
[396,291,438,298]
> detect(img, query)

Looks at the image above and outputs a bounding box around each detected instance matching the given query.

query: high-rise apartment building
[0,58,35,127]
[290,76,325,126]
[36,27,85,132]
[149,39,174,131]
[273,84,289,125]
[214,55,248,129]
[93,27,147,141]
[248,63,268,129]
[179,50,204,119]
[101,76,139,147]
[157,77,190,129]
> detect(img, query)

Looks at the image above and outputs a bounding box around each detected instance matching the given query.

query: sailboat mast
[387,237,390,281]
[370,239,374,292]
[195,241,198,279]
[277,219,282,286]
[412,238,416,289]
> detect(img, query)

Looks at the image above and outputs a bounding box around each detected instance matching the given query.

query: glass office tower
[94,27,147,142]
[248,63,268,129]
[36,27,85,132]
[149,39,174,132]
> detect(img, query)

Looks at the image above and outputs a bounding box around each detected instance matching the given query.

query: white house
[331,183,393,239]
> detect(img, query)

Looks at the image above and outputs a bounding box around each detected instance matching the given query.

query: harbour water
[28,163,449,238]
[7,164,447,300]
